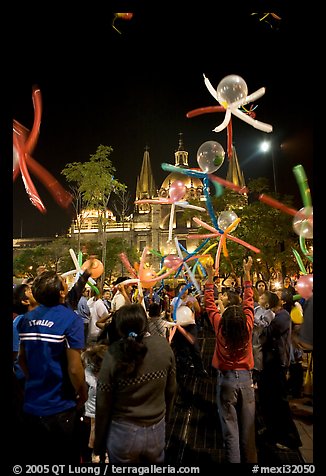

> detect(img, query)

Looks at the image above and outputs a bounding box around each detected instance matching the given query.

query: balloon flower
[162,148,248,236]
[118,246,184,292]
[203,74,273,133]
[189,215,260,276]
[135,179,206,243]
[13,86,72,213]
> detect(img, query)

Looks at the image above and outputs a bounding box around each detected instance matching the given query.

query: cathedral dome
[159,134,203,200]
[159,169,203,200]
[160,170,202,191]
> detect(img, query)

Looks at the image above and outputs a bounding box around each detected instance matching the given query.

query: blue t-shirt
[18,304,84,416]
[13,314,25,381]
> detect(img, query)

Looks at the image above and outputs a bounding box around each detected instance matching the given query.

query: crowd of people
[12,262,313,464]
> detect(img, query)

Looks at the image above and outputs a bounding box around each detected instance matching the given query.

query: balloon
[81,258,104,278]
[259,194,298,217]
[118,252,138,277]
[218,210,239,231]
[164,254,183,269]
[203,74,272,133]
[61,249,98,293]
[191,217,261,254]
[198,254,214,266]
[176,306,195,326]
[112,12,133,34]
[135,177,204,244]
[292,248,308,275]
[292,206,313,239]
[169,180,187,202]
[175,238,201,294]
[115,12,133,20]
[197,141,225,173]
[187,106,234,160]
[13,146,19,173]
[139,268,158,288]
[13,87,72,213]
[216,75,248,108]
[293,165,312,208]
[295,274,313,300]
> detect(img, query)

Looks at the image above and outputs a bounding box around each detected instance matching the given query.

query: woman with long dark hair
[204,256,257,463]
[94,303,176,463]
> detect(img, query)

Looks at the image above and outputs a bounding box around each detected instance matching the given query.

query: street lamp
[260,140,277,194]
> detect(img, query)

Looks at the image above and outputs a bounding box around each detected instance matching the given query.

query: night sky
[12,2,313,238]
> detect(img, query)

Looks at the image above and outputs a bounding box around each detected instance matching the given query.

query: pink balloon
[169,180,186,202]
[164,254,182,269]
[295,274,313,299]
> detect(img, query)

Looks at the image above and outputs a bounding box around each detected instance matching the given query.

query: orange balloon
[140,268,158,289]
[81,259,104,279]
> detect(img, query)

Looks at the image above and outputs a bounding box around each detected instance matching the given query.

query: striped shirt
[18,304,84,416]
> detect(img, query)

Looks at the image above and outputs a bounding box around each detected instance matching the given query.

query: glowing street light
[260,140,277,194]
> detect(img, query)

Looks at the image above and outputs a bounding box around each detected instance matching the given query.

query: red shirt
[204,281,254,370]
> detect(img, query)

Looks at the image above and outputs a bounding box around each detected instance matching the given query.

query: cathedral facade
[68,134,247,266]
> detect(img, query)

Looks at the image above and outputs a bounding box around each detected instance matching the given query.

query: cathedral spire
[226,145,246,188]
[135,146,157,213]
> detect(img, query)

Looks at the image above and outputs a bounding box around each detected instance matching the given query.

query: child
[81,344,109,463]
[147,302,167,338]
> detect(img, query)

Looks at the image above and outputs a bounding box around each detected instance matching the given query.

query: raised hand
[243,256,253,281]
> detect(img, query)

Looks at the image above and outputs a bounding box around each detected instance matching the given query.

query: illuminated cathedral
[68,133,247,263]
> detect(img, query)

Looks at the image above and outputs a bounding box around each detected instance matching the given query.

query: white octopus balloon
[203,74,273,133]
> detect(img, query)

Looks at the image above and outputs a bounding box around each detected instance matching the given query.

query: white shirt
[87,297,109,340]
[111,290,128,312]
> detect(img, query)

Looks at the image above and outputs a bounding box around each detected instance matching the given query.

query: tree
[110,188,132,233]
[104,238,139,283]
[14,246,48,277]
[61,145,127,288]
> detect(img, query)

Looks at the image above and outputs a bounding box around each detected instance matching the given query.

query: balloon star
[13,86,72,213]
[203,74,273,133]
[189,216,261,276]
[161,162,248,236]
[135,179,206,243]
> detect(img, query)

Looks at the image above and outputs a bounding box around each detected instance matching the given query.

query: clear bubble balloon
[218,210,239,231]
[169,180,187,202]
[176,305,195,326]
[216,75,248,108]
[197,141,225,173]
[292,206,313,239]
[295,274,313,300]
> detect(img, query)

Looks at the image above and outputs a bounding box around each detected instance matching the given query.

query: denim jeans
[106,417,166,464]
[216,369,257,463]
[21,407,80,462]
